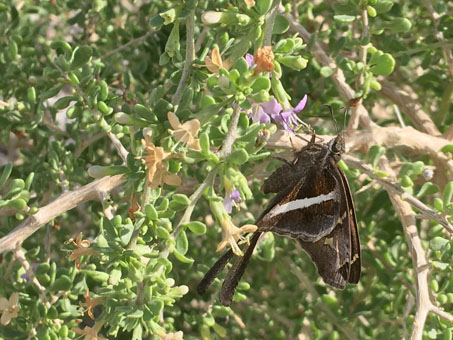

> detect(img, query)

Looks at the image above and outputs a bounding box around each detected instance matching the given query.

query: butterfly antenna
[321,104,339,134]
[343,106,349,132]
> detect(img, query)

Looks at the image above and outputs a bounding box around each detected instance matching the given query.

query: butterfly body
[198,132,361,305]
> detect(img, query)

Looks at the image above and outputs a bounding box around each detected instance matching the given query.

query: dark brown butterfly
[198,132,361,306]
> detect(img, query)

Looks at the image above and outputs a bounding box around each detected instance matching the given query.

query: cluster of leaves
[0,0,453,340]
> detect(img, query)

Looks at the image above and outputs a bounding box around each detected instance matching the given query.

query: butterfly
[198,132,361,306]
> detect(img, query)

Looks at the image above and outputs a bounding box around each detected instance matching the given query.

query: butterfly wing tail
[198,249,235,295]
[219,232,262,306]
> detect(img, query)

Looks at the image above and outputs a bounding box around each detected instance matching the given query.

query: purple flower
[271,94,308,132]
[245,53,255,67]
[21,263,39,284]
[249,99,277,123]
[223,189,241,213]
[247,95,308,132]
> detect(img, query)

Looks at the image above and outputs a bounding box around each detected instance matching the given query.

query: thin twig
[194,26,208,53]
[379,159,430,340]
[217,104,241,159]
[380,79,441,136]
[74,132,105,158]
[172,11,195,106]
[263,0,280,47]
[14,246,50,308]
[100,30,156,60]
[106,131,129,163]
[343,154,453,234]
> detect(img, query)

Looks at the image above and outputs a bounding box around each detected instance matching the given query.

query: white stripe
[267,191,336,218]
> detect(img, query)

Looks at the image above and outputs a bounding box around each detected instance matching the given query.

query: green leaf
[416,182,439,198]
[432,261,449,270]
[172,194,190,206]
[173,248,194,264]
[374,0,393,13]
[320,66,334,78]
[156,227,171,239]
[256,0,272,15]
[81,270,110,282]
[272,14,290,34]
[175,230,188,255]
[145,204,158,220]
[53,96,76,110]
[333,15,356,23]
[368,145,386,168]
[120,224,134,246]
[385,18,412,33]
[149,299,164,316]
[440,144,453,154]
[251,76,271,93]
[229,149,249,165]
[51,275,72,291]
[184,221,207,235]
[442,181,453,207]
[0,162,13,189]
[430,237,449,251]
[71,45,93,69]
[434,197,444,212]
[370,53,395,76]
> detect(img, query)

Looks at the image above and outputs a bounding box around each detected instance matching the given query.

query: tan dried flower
[204,48,233,74]
[216,213,258,256]
[82,290,105,320]
[141,135,181,188]
[254,46,274,73]
[0,292,19,325]
[167,112,201,150]
[69,233,98,269]
[72,321,108,340]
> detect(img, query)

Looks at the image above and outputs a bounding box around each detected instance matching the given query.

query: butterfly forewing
[259,166,341,242]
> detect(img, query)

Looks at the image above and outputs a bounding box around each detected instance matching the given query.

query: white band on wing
[267,191,336,218]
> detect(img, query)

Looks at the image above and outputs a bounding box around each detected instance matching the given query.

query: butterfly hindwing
[296,164,352,288]
[338,166,361,284]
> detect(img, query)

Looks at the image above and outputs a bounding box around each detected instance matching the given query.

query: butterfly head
[327,133,345,161]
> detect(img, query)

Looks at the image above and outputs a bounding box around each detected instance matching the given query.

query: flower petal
[187,138,201,150]
[250,104,270,123]
[167,112,182,130]
[294,94,308,113]
[239,224,258,233]
[260,98,282,115]
[1,311,11,325]
[164,173,181,187]
[9,293,19,306]
[210,48,223,68]
[0,298,9,310]
[245,53,255,67]
[181,118,200,136]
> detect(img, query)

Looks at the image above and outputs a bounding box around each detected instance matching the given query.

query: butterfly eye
[328,139,341,154]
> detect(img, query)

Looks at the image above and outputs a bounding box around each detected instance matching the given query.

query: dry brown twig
[0,175,125,255]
